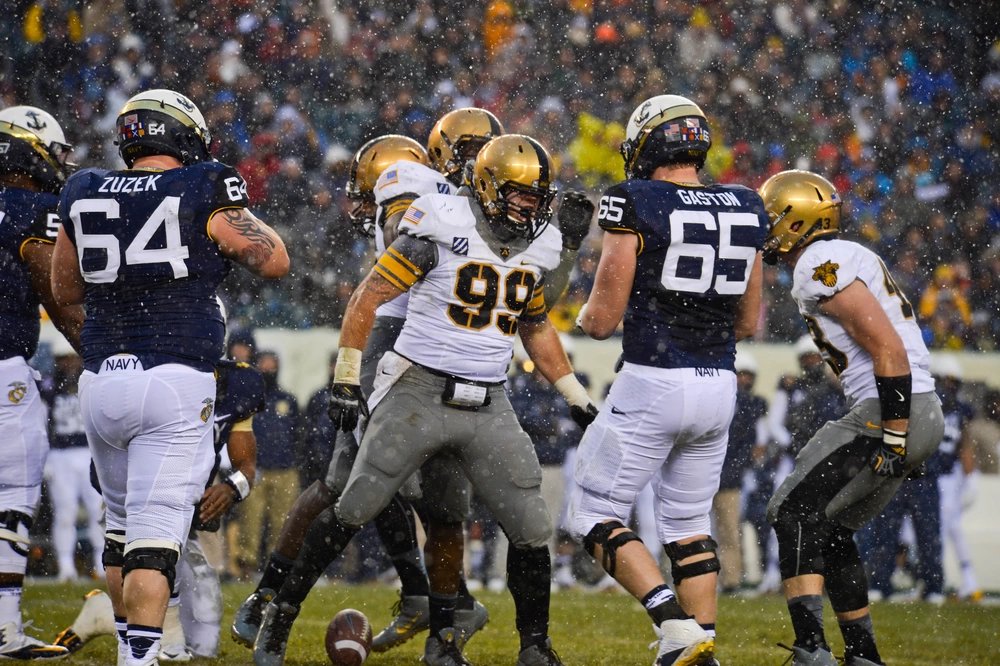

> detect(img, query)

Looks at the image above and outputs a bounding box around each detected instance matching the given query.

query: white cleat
[158,604,192,662]
[52,589,115,653]
[650,619,715,666]
[0,622,70,660]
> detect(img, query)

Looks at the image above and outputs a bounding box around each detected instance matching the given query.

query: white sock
[0,586,22,630]
[126,624,162,666]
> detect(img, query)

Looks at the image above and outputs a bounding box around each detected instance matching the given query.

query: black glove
[557,190,595,250]
[328,382,369,432]
[570,403,598,430]
[869,430,908,478]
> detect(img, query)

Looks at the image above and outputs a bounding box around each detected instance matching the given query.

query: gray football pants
[336,363,553,549]
[767,392,944,531]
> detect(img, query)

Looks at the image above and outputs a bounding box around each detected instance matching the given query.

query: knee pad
[102,531,126,568]
[123,546,179,592]
[773,514,831,580]
[664,537,720,585]
[0,511,33,558]
[582,521,642,577]
[824,525,868,613]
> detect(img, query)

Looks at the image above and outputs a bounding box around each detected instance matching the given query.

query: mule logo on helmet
[634,101,652,127]
[175,95,195,112]
[24,110,46,131]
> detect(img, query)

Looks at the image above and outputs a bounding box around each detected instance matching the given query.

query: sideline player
[0,104,83,659]
[759,170,942,666]
[253,135,594,666]
[50,88,288,666]
[53,354,264,660]
[571,94,765,666]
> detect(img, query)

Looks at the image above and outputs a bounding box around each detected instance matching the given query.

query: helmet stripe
[118,99,205,136]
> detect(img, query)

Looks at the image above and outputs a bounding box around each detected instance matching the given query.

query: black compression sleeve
[874,374,911,422]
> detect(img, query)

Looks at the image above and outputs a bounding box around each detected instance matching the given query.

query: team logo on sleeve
[7,382,27,404]
[812,260,840,288]
[451,237,469,256]
[200,398,215,423]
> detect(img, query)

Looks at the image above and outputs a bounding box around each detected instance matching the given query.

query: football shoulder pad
[792,238,863,310]
[375,160,453,206]
[397,193,475,246]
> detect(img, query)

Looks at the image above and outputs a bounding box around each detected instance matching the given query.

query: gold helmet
[346,134,428,237]
[758,169,842,264]
[472,134,556,241]
[427,107,504,184]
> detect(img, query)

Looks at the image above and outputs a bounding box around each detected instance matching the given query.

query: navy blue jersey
[47,390,88,449]
[214,359,266,454]
[0,187,59,360]
[597,179,767,370]
[58,162,250,372]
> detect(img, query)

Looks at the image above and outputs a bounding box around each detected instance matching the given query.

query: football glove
[570,403,599,430]
[328,382,369,432]
[869,428,908,478]
[557,190,595,250]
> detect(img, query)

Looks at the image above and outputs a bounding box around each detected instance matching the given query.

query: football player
[570,95,765,666]
[53,354,265,660]
[50,88,288,666]
[234,132,490,655]
[0,104,83,660]
[253,135,594,666]
[759,170,942,666]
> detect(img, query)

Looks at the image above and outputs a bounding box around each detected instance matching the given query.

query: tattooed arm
[208,208,290,278]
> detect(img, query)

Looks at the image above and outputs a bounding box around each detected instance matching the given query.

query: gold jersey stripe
[386,247,423,277]
[231,417,254,432]
[374,262,413,291]
[384,197,416,217]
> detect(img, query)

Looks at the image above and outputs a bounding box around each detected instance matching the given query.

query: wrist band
[223,470,251,502]
[875,373,911,422]
[882,428,908,448]
[334,347,363,385]
[554,373,590,409]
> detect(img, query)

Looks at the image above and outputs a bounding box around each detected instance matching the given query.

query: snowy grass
[24,580,999,664]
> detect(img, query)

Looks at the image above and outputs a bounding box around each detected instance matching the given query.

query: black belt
[0,510,33,531]
[399,354,506,388]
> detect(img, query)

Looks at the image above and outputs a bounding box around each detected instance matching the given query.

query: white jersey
[392,193,562,382]
[791,238,934,403]
[373,161,457,319]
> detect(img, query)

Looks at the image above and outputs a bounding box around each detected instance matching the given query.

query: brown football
[325,608,372,665]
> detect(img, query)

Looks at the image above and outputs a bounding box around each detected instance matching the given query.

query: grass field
[24,580,999,665]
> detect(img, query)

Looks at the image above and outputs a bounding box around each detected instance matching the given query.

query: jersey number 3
[69,197,189,283]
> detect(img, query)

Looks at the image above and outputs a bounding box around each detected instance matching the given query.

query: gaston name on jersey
[372,160,457,319]
[598,179,768,371]
[791,238,934,403]
[58,162,250,373]
[376,192,561,383]
[0,186,59,360]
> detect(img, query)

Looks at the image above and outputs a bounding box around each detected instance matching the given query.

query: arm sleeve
[520,281,548,323]
[596,183,645,254]
[207,164,251,214]
[373,233,438,292]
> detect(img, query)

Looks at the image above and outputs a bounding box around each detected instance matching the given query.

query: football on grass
[325,608,372,665]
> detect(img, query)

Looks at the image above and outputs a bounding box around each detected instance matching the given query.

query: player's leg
[824,524,884,666]
[938,469,979,598]
[44,448,79,581]
[0,358,69,659]
[177,537,222,657]
[459,393,559,665]
[232,440,347,647]
[253,373,438,664]
[122,365,216,666]
[908,477,943,601]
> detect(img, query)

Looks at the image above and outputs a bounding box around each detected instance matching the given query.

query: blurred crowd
[3,0,999,348]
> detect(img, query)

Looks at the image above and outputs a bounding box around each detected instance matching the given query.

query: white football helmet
[620,94,711,179]
[116,89,211,167]
[0,105,73,192]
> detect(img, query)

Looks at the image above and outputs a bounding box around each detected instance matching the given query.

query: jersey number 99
[448,262,536,336]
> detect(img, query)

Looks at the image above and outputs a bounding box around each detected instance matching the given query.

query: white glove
[960,470,980,511]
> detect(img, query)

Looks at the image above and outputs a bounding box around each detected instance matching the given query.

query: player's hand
[557,190,595,250]
[198,483,237,523]
[328,382,369,432]
[570,403,598,430]
[869,429,908,477]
